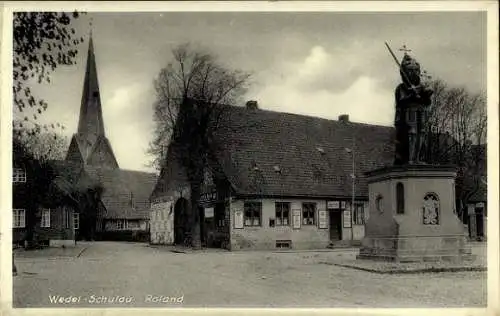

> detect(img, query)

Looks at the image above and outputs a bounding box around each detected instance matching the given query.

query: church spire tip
[89,17,94,38]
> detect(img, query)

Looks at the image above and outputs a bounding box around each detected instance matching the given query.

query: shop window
[244,202,261,226]
[275,202,290,226]
[302,202,316,225]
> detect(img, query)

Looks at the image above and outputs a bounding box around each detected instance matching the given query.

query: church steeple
[77,32,105,141]
[66,26,119,170]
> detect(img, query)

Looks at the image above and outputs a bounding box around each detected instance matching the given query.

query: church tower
[66,32,119,169]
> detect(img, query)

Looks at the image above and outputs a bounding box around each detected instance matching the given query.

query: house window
[41,209,51,228]
[73,213,80,230]
[116,219,127,230]
[302,203,316,225]
[396,182,405,214]
[353,203,365,225]
[127,221,139,229]
[13,209,26,228]
[13,168,26,182]
[275,202,290,226]
[64,207,71,228]
[276,240,292,249]
[244,202,262,226]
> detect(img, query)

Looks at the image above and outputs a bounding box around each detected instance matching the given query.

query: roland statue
[393,50,434,165]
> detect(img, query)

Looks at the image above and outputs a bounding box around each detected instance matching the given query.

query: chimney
[338,114,349,122]
[246,100,259,110]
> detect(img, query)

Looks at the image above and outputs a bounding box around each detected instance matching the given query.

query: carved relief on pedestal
[423,193,440,225]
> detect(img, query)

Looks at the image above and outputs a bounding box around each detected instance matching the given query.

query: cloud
[277,45,365,94]
[105,83,144,112]
[250,45,395,126]
[101,82,156,171]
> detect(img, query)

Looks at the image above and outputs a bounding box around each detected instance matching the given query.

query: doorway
[329,210,342,241]
[475,207,484,238]
[174,198,188,245]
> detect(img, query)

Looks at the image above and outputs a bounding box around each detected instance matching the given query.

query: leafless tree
[425,79,487,222]
[149,43,251,248]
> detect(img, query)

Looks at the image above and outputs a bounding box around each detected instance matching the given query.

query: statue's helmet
[400,54,421,87]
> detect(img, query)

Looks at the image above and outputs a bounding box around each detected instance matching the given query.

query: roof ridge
[227,105,394,129]
[119,168,157,175]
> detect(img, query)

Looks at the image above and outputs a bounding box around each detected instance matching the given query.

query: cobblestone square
[12,241,487,308]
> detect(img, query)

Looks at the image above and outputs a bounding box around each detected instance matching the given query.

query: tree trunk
[24,208,36,249]
[89,217,96,241]
[190,180,202,249]
[13,253,18,275]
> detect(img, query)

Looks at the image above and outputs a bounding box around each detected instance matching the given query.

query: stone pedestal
[357,165,474,262]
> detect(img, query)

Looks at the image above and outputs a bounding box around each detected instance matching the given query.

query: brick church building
[65,33,157,240]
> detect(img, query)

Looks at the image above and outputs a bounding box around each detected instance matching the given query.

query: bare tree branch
[426,78,487,221]
[148,42,252,248]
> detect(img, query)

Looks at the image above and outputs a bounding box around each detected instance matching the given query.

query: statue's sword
[385,42,420,97]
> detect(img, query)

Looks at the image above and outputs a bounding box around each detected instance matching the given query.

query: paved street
[13,241,486,308]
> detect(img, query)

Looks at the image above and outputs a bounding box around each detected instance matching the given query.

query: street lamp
[345,142,355,242]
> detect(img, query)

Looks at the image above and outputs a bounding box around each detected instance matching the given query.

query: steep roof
[77,34,106,145]
[69,34,119,169]
[211,106,395,198]
[86,166,157,219]
[153,106,395,200]
[50,160,98,193]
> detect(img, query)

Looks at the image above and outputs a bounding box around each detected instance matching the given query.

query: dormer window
[13,168,26,183]
[251,160,259,171]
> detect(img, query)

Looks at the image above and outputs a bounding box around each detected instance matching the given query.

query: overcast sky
[29,11,486,173]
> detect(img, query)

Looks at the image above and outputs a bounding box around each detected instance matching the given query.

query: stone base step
[357,253,477,263]
[328,240,362,248]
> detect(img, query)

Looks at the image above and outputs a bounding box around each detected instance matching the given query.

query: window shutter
[364,202,369,220]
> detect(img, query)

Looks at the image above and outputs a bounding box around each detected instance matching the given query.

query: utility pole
[351,137,355,242]
[345,136,356,242]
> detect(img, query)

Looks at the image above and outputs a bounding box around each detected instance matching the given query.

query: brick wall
[150,201,174,244]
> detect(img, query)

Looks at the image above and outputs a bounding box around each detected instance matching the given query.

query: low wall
[49,239,76,248]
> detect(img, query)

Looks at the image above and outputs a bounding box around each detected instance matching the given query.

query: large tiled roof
[209,106,395,198]
[50,160,98,193]
[86,167,158,219]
